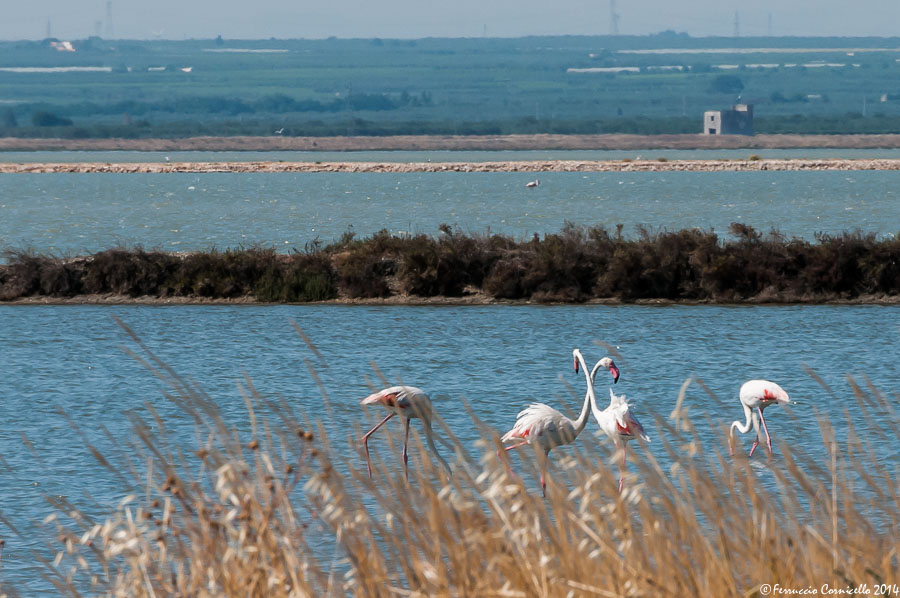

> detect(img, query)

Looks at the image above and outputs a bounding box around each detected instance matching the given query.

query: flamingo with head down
[360,385,451,480]
[729,379,792,457]
[500,348,619,496]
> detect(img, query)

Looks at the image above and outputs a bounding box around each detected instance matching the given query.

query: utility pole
[46,17,51,39]
[767,13,773,36]
[609,0,620,36]
[733,11,740,37]
[105,1,114,38]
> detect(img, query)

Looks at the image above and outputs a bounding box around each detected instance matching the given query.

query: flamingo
[589,386,650,492]
[500,348,618,496]
[729,379,791,457]
[360,385,450,480]
[525,178,540,188]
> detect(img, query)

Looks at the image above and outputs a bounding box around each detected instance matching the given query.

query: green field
[2,34,900,137]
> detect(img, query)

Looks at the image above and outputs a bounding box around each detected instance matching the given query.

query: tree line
[4,113,900,138]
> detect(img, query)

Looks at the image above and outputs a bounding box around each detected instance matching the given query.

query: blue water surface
[0,304,897,591]
[2,152,899,592]
[2,170,898,256]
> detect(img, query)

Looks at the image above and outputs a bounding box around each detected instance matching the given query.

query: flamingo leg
[496,440,531,475]
[362,413,394,479]
[504,440,531,452]
[402,417,411,481]
[749,435,760,457]
[758,408,774,454]
[540,450,552,497]
[618,447,627,493]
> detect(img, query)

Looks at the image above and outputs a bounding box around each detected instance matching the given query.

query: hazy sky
[3,0,899,41]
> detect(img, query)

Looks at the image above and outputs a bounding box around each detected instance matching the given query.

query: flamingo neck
[587,365,609,425]
[573,350,599,434]
[730,403,755,436]
[423,419,451,474]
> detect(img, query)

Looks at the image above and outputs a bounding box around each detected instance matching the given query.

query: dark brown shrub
[1,251,51,299]
[397,227,496,297]
[4,225,900,304]
[523,229,595,302]
[335,249,394,298]
[82,248,178,297]
[800,231,874,296]
[38,260,83,296]
[595,241,648,299]
[858,235,900,294]
[395,235,446,296]
[482,251,530,299]
[254,252,336,302]
[0,251,84,299]
[486,224,612,302]
[1,251,43,299]
[173,248,275,298]
[620,228,708,299]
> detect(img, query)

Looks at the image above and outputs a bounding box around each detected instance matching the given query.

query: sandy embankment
[4,158,900,174]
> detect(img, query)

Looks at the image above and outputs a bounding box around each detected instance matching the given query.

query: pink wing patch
[619,411,647,440]
[505,427,530,441]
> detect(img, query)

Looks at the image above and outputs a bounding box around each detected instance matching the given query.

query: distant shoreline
[5,158,900,174]
[5,133,900,153]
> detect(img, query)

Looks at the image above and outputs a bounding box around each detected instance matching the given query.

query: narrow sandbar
[4,158,900,173]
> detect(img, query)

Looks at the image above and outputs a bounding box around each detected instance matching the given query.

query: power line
[609,0,620,35]
[105,1,113,38]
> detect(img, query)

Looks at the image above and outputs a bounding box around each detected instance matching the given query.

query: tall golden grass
[8,332,900,597]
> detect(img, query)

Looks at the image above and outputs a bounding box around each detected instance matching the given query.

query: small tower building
[703,104,754,135]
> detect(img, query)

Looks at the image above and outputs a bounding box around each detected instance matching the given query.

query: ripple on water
[3,170,900,254]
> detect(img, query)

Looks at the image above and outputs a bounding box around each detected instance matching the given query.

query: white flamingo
[360,385,450,479]
[589,386,650,492]
[500,348,618,495]
[525,178,540,188]
[729,379,792,457]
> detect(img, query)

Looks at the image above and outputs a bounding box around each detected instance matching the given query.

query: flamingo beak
[610,364,620,384]
[574,358,580,373]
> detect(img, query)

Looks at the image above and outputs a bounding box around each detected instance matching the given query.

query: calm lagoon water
[2,169,899,256]
[1,304,898,591]
[1,153,899,590]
